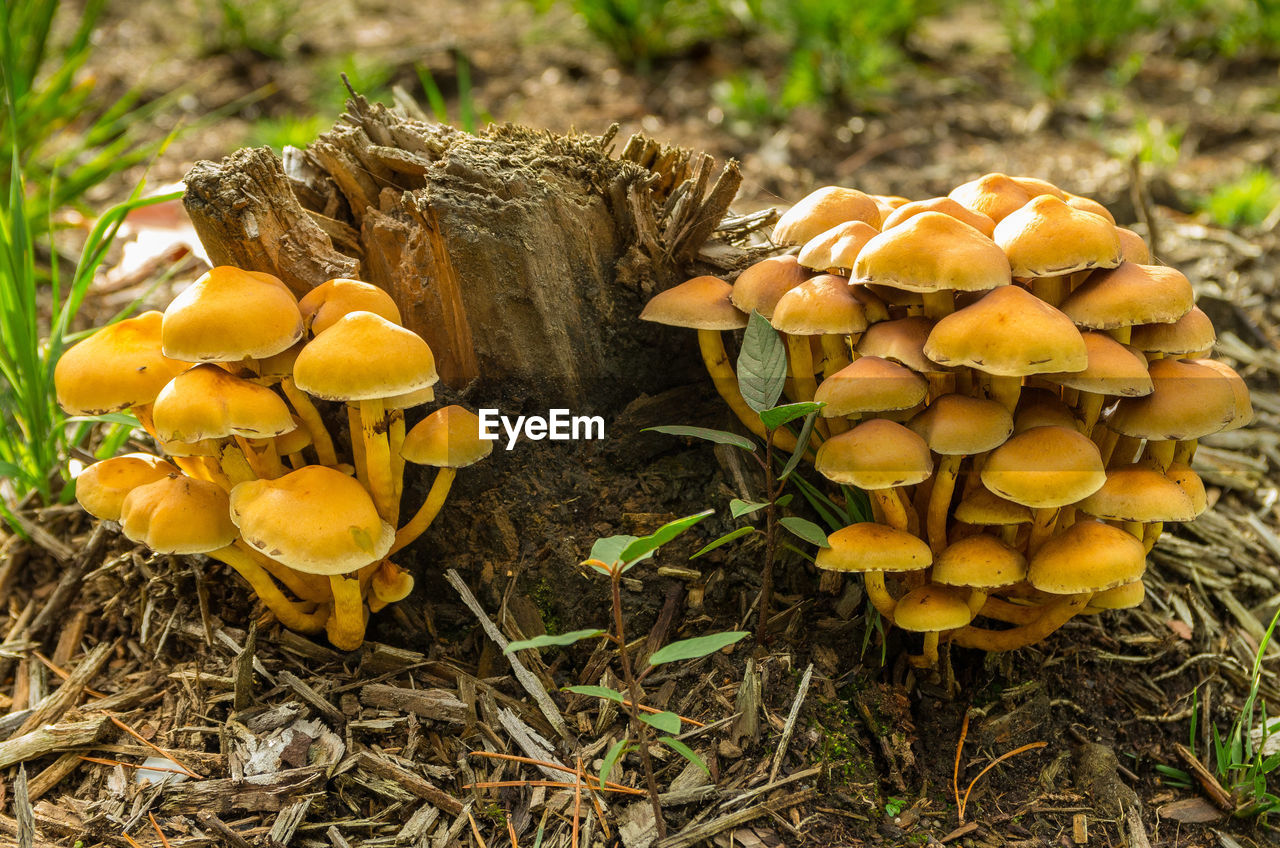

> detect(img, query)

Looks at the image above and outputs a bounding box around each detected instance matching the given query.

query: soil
[4,1,1278,846]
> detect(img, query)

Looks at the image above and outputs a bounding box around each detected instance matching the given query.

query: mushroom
[952,520,1145,651]
[292,311,439,523]
[772,186,881,245]
[854,211,1011,320]
[931,534,1028,618]
[948,173,1043,223]
[1045,332,1153,436]
[298,278,403,335]
[815,419,933,535]
[391,405,494,556]
[953,488,1032,547]
[796,221,878,274]
[229,465,395,651]
[1059,262,1195,345]
[1107,358,1235,471]
[907,394,1013,552]
[1076,464,1197,542]
[122,474,327,634]
[161,266,304,370]
[993,194,1121,306]
[980,425,1107,553]
[814,356,928,434]
[1130,307,1217,359]
[924,285,1087,413]
[881,197,997,237]
[893,584,975,668]
[814,522,932,620]
[770,274,869,414]
[73,453,178,521]
[639,276,793,450]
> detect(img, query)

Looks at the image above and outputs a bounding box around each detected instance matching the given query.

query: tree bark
[183,95,772,411]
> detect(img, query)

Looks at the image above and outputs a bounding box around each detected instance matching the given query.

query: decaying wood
[12,640,114,737]
[159,765,326,813]
[183,96,771,407]
[0,716,108,769]
[347,750,463,815]
[359,683,467,724]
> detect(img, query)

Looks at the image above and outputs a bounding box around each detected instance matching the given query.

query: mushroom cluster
[55,267,491,650]
[643,175,1251,665]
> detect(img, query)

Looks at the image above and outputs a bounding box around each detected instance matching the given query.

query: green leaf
[504,629,605,653]
[639,710,682,735]
[64,411,142,427]
[600,738,630,789]
[618,510,714,571]
[737,311,787,413]
[690,526,756,558]
[564,685,625,704]
[644,425,755,452]
[780,516,830,548]
[649,631,749,666]
[730,498,768,518]
[842,485,873,523]
[760,401,824,431]
[586,535,638,569]
[779,411,819,482]
[661,737,709,776]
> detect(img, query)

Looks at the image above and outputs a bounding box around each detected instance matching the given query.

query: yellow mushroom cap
[299,278,403,336]
[994,194,1122,278]
[730,255,810,319]
[1046,332,1153,397]
[152,364,295,442]
[771,275,868,336]
[1008,176,1066,199]
[371,561,415,604]
[932,534,1028,589]
[1060,263,1195,330]
[1108,358,1236,441]
[848,284,891,323]
[1130,307,1216,356]
[907,394,1013,455]
[274,416,313,455]
[924,286,1088,376]
[120,474,238,554]
[75,453,179,521]
[772,186,881,245]
[162,266,303,361]
[1194,358,1253,430]
[55,311,190,414]
[1077,466,1197,522]
[815,522,932,573]
[1064,193,1116,224]
[870,194,911,219]
[229,466,394,575]
[954,488,1033,526]
[948,173,1039,223]
[1027,520,1147,594]
[640,275,748,331]
[401,405,494,468]
[797,221,880,272]
[254,341,304,385]
[814,356,928,417]
[881,197,997,237]
[980,425,1106,508]
[1085,580,1145,611]
[857,316,947,374]
[1166,463,1208,516]
[815,419,933,489]
[893,585,975,632]
[853,211,1012,294]
[383,385,437,410]
[293,311,438,401]
[1116,228,1151,264]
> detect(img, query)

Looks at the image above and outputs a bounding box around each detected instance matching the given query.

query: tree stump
[183,95,773,411]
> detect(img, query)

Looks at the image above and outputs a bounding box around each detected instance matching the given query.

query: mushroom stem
[281,379,338,466]
[217,442,257,485]
[951,592,1091,651]
[1144,521,1163,554]
[1173,439,1197,466]
[922,290,955,320]
[863,571,897,621]
[785,334,819,404]
[1077,391,1105,437]
[910,632,941,668]
[209,543,328,634]
[820,334,850,379]
[1108,327,1133,345]
[1027,508,1059,555]
[697,330,798,453]
[245,547,331,604]
[134,405,204,479]
[988,374,1022,414]
[286,452,305,470]
[1144,439,1175,473]
[1108,435,1142,467]
[348,406,368,482]
[872,488,909,533]
[390,467,456,556]
[964,588,989,616]
[978,596,1042,625]
[234,436,272,479]
[247,438,287,479]
[1121,520,1144,541]
[926,455,961,554]
[388,409,407,517]
[358,397,397,523]
[1031,275,1070,308]
[326,573,367,651]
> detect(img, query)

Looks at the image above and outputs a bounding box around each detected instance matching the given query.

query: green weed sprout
[505,511,747,839]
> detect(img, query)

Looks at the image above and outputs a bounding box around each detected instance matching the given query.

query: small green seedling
[505,511,747,839]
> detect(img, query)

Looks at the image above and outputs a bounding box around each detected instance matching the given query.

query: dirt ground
[4,0,1278,846]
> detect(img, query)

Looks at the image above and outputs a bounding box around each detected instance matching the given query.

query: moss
[814,697,879,792]
[527,575,563,636]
